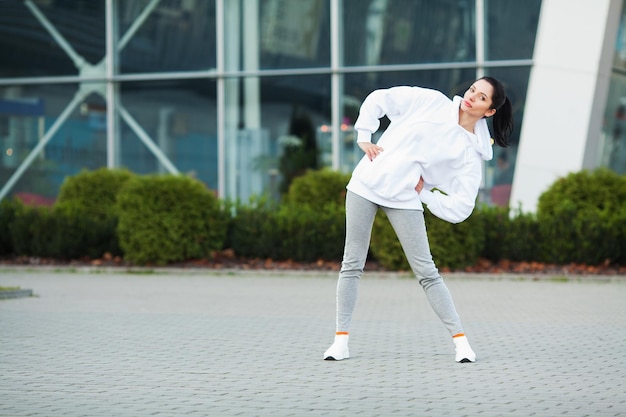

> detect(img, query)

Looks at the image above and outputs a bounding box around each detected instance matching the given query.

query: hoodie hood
[452,96,493,161]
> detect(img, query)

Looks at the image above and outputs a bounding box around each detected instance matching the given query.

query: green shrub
[478,205,540,263]
[0,199,18,256]
[53,167,135,258]
[7,202,107,260]
[279,202,345,262]
[614,207,626,265]
[9,203,56,257]
[229,198,345,262]
[477,204,510,262]
[227,168,349,262]
[117,174,228,265]
[425,210,484,270]
[56,167,135,221]
[284,168,351,209]
[228,198,283,260]
[505,210,540,262]
[473,205,511,262]
[371,209,484,271]
[50,208,119,259]
[536,168,626,264]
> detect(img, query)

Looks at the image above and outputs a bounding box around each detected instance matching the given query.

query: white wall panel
[510,0,622,212]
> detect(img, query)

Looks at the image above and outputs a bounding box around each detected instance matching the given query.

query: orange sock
[452,333,465,339]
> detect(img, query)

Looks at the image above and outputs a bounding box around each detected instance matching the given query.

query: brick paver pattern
[0,269,625,417]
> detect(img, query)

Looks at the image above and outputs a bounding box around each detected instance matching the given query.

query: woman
[324,76,513,363]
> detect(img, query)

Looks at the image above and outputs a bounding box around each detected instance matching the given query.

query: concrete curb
[0,264,624,282]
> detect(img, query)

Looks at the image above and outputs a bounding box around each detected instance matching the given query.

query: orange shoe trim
[452,333,465,338]
[336,332,349,335]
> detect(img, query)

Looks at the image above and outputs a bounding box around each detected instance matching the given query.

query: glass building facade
[602,0,626,174]
[0,0,542,205]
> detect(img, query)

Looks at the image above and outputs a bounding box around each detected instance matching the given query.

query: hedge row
[0,167,624,268]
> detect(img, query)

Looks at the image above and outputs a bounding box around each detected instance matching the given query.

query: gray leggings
[336,191,464,337]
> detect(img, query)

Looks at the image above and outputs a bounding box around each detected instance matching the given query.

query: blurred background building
[0,0,623,211]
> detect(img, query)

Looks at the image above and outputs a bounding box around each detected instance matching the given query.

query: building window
[0,0,541,207]
[601,0,626,174]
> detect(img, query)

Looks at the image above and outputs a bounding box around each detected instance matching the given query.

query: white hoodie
[347,86,493,224]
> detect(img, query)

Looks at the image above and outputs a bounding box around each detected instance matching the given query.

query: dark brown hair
[479,76,513,147]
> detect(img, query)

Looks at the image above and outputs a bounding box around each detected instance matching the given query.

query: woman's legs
[324,191,378,360]
[325,197,475,362]
[383,207,464,336]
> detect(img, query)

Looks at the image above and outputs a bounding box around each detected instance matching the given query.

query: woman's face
[461,79,497,118]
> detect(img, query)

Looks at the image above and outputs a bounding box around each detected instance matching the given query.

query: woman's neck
[458,109,480,134]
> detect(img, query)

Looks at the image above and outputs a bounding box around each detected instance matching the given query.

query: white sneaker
[453,335,476,363]
[323,334,349,360]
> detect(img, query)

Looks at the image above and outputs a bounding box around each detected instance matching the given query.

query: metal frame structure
[0,0,533,202]
[0,0,178,201]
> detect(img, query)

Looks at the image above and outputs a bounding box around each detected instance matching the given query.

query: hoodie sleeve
[418,153,482,224]
[354,86,433,143]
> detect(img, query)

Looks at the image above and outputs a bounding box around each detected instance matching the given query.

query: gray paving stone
[0,269,625,417]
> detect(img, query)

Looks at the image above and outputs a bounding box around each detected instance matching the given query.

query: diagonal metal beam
[118,105,179,175]
[118,0,161,51]
[24,0,87,71]
[0,89,88,202]
[0,0,181,202]
[0,1,95,202]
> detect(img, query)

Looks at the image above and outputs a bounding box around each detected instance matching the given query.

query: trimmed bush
[505,210,540,262]
[53,168,135,258]
[477,204,510,262]
[229,198,345,262]
[615,208,626,265]
[280,202,345,262]
[226,168,349,262]
[284,168,351,209]
[117,174,228,265]
[228,198,283,260]
[8,202,108,260]
[283,169,349,261]
[0,199,17,256]
[56,167,135,221]
[9,203,56,257]
[478,205,540,263]
[425,210,484,270]
[536,168,626,265]
[50,208,119,260]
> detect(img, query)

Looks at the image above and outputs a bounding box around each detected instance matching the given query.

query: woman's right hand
[358,142,384,161]
[415,176,424,193]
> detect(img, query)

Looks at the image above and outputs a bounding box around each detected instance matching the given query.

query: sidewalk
[0,268,625,417]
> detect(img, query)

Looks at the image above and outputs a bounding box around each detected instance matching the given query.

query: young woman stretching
[324,76,513,363]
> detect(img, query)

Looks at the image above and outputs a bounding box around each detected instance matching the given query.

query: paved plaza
[0,267,625,417]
